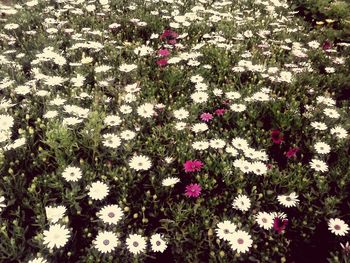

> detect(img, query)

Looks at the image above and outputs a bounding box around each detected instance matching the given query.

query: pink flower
[214,109,226,116]
[285,147,299,158]
[184,160,204,173]
[271,129,284,144]
[200,112,213,122]
[185,183,201,198]
[156,58,168,67]
[158,49,170,57]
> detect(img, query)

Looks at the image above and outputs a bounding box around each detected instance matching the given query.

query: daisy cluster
[0,0,349,262]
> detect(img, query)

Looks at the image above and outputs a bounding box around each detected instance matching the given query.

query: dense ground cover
[0,0,349,262]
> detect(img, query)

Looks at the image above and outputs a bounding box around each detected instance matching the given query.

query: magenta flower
[156,58,168,67]
[185,183,202,198]
[184,160,204,173]
[214,109,226,116]
[158,49,171,57]
[200,112,213,122]
[273,217,288,234]
[271,129,284,144]
[285,147,299,158]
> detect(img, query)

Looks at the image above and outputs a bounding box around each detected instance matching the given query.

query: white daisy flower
[45,205,66,224]
[97,204,123,225]
[314,142,331,154]
[62,166,82,182]
[232,194,251,212]
[0,114,14,131]
[191,123,208,133]
[330,126,348,139]
[228,230,253,254]
[150,233,168,253]
[162,177,180,187]
[173,108,189,120]
[43,224,70,249]
[277,192,299,208]
[251,161,267,175]
[126,234,147,255]
[225,146,239,157]
[309,158,328,172]
[323,108,340,119]
[192,140,209,150]
[104,115,122,126]
[102,133,121,149]
[310,121,327,131]
[191,91,208,103]
[28,257,48,263]
[230,103,246,112]
[0,196,6,212]
[88,181,109,200]
[231,137,249,151]
[93,230,119,253]
[209,139,226,149]
[120,130,136,141]
[215,221,237,241]
[137,103,155,118]
[328,218,349,236]
[119,63,137,72]
[129,155,152,171]
[255,212,274,230]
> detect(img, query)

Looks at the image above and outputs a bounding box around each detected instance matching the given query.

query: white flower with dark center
[323,108,340,119]
[62,166,82,182]
[228,230,253,253]
[43,224,70,249]
[175,122,186,131]
[120,105,133,114]
[88,181,109,200]
[129,155,152,171]
[225,91,241,100]
[231,137,249,150]
[251,161,267,175]
[120,130,136,141]
[191,123,208,133]
[93,230,119,253]
[255,212,274,230]
[310,121,327,131]
[137,103,155,118]
[102,133,121,149]
[277,192,299,208]
[98,204,123,225]
[126,234,147,255]
[119,63,137,72]
[62,117,83,126]
[216,221,237,241]
[0,114,14,131]
[190,75,204,83]
[150,233,168,253]
[191,91,208,103]
[45,205,66,224]
[104,115,122,126]
[192,140,209,150]
[225,146,238,157]
[232,194,251,212]
[230,103,246,112]
[314,142,331,154]
[309,158,328,172]
[162,177,180,187]
[330,126,348,139]
[43,110,58,119]
[233,159,252,174]
[209,139,226,149]
[328,218,349,236]
[173,108,189,120]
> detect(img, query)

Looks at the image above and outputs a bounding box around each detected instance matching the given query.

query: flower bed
[0,0,349,262]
